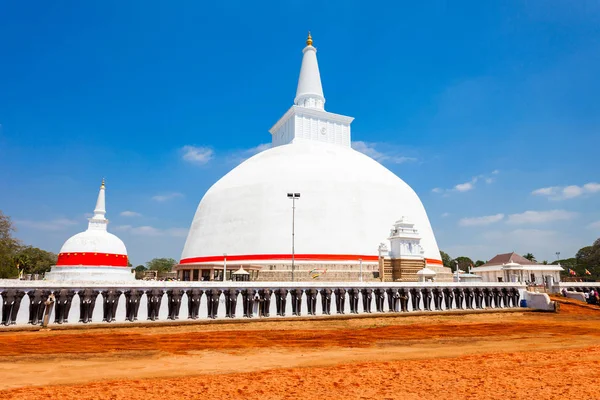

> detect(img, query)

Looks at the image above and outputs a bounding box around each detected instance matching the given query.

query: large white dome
[181,141,441,265]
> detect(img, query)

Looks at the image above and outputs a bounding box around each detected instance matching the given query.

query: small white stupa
[45,179,134,282]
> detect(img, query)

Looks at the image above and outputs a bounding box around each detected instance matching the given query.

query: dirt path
[0,301,599,399]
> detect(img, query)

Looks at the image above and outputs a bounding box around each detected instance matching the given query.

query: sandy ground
[0,297,599,399]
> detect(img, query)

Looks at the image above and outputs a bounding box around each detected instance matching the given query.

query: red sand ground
[0,297,599,399]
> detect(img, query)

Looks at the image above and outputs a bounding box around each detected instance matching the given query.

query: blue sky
[1,1,599,266]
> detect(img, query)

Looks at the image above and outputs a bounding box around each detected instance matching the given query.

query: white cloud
[352,141,417,164]
[459,213,504,227]
[433,170,498,195]
[152,192,184,202]
[532,182,600,200]
[227,143,271,163]
[115,225,188,237]
[181,145,214,165]
[454,182,474,192]
[16,218,79,231]
[441,212,451,218]
[506,210,578,225]
[120,211,141,217]
[588,220,600,230]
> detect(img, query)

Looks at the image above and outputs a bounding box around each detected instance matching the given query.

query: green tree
[13,246,57,275]
[522,253,536,262]
[146,258,176,273]
[134,264,147,279]
[0,211,21,279]
[453,256,474,272]
[440,251,453,270]
[475,260,485,267]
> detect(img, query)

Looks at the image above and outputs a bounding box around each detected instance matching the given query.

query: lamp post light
[287,192,301,282]
[555,252,560,263]
[223,253,227,282]
[359,258,363,282]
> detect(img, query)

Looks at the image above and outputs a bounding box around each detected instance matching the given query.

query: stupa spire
[89,178,108,230]
[294,32,325,110]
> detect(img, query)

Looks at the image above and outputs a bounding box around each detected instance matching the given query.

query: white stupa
[179,34,442,279]
[45,180,134,281]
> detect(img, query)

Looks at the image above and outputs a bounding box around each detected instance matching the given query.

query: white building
[471,252,563,284]
[178,34,444,281]
[45,180,134,282]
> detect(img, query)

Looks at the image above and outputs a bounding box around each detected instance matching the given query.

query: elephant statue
[306,288,318,315]
[124,289,143,322]
[386,288,397,312]
[146,288,164,321]
[443,287,454,310]
[27,289,50,325]
[54,289,75,324]
[409,288,421,311]
[510,287,520,307]
[421,288,432,311]
[453,288,464,310]
[348,288,360,314]
[501,288,510,308]
[258,289,272,317]
[492,287,501,308]
[241,289,256,318]
[275,288,288,316]
[1,289,25,326]
[361,288,373,313]
[290,288,303,316]
[78,289,100,323]
[224,289,240,318]
[166,289,184,320]
[473,287,484,309]
[101,289,122,323]
[398,288,409,312]
[334,288,346,314]
[432,287,442,311]
[463,287,474,310]
[374,288,386,312]
[482,287,492,308]
[206,289,222,319]
[186,289,203,320]
[320,288,332,315]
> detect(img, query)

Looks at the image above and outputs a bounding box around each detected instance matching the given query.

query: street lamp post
[287,193,301,282]
[223,253,227,282]
[359,258,363,282]
[555,252,560,262]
